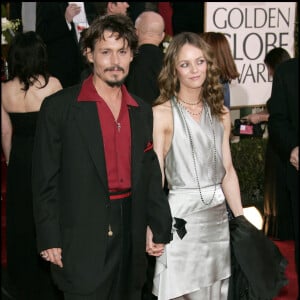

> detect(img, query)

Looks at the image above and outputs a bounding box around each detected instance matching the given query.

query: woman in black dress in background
[1,31,63,299]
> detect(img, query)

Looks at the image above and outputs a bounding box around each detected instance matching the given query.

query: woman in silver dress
[148,32,244,299]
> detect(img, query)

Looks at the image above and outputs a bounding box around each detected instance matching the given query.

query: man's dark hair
[80,14,138,54]
[264,47,291,72]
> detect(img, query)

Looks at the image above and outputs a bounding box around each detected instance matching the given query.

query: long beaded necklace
[175,97,217,205]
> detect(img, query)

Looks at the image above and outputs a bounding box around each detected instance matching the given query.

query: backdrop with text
[205,2,296,107]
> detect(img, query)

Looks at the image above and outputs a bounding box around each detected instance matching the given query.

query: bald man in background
[125,11,165,105]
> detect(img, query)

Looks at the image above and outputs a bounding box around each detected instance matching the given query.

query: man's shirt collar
[77,74,139,107]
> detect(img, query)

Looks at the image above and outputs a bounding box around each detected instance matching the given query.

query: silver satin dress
[153,98,231,300]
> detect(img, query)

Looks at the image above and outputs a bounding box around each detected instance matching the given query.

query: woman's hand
[146,226,165,256]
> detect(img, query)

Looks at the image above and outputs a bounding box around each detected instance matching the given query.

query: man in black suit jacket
[267,57,299,293]
[36,2,98,88]
[32,14,172,300]
[126,11,165,105]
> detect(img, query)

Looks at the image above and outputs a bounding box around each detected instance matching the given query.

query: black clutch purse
[232,119,266,138]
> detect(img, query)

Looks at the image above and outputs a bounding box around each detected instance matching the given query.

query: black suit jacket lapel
[129,106,145,191]
[72,101,109,193]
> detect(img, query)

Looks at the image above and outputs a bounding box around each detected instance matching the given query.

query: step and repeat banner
[205,2,296,107]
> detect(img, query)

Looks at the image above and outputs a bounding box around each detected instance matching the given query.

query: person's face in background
[86,30,133,87]
[175,43,207,90]
[108,2,130,15]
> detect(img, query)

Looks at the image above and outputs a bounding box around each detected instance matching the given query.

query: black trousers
[141,254,157,300]
[64,196,132,300]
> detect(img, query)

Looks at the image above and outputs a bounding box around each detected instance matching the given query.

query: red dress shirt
[77,75,138,192]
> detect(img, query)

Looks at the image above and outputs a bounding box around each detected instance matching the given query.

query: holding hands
[146,226,165,257]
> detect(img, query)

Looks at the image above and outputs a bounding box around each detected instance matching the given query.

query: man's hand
[40,247,63,268]
[146,226,165,257]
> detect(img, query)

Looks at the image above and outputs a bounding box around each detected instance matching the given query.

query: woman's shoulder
[47,76,63,92]
[153,100,172,115]
[153,100,173,131]
[1,77,19,90]
[48,75,62,85]
[1,78,22,103]
[35,76,63,101]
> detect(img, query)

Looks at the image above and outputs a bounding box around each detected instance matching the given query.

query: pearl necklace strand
[175,98,217,205]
